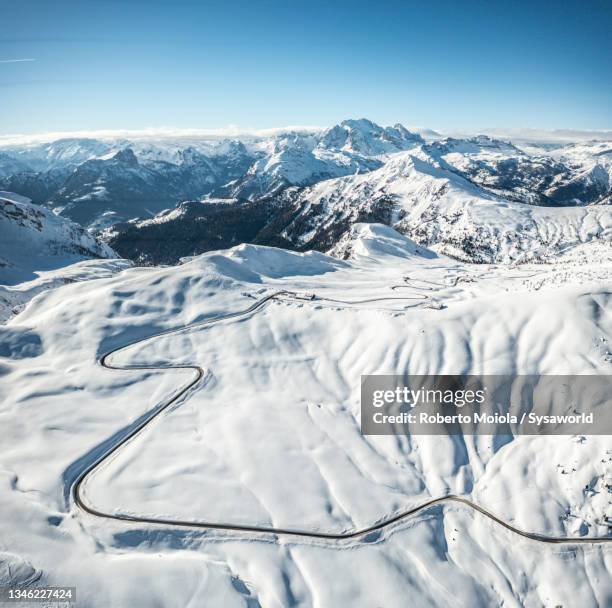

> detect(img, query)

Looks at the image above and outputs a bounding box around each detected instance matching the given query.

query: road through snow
[72,289,612,545]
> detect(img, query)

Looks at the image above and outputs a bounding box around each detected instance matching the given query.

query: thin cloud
[0,124,609,148]
[0,58,36,64]
[0,125,326,146]
[448,127,612,143]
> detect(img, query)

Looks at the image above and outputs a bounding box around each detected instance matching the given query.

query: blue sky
[1,0,610,134]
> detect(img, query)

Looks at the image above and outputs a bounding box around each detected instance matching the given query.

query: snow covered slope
[424,136,611,206]
[271,149,611,263]
[0,192,126,322]
[1,224,610,606]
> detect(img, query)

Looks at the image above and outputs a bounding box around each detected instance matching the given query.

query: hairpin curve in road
[72,288,611,545]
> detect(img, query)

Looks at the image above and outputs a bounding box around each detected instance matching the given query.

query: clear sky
[1,0,610,134]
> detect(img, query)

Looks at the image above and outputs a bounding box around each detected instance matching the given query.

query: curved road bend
[73,289,611,545]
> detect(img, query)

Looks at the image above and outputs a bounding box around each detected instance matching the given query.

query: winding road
[72,289,611,545]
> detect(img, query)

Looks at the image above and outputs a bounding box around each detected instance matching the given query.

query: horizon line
[0,124,611,147]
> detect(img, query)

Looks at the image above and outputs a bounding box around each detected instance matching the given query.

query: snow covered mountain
[1,120,611,263]
[279,148,611,263]
[0,191,114,268]
[0,142,256,229]
[0,151,32,178]
[105,144,611,265]
[0,191,124,322]
[2,222,611,606]
[0,119,438,227]
[4,137,115,171]
[426,136,612,206]
[319,118,425,154]
[223,120,424,199]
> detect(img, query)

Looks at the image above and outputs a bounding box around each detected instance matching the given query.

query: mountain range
[1,119,611,264]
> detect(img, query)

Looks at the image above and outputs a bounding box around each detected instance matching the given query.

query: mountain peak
[340,118,380,131]
[319,118,423,155]
[112,148,139,166]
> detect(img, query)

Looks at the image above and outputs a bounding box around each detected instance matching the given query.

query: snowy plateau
[0,121,611,608]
